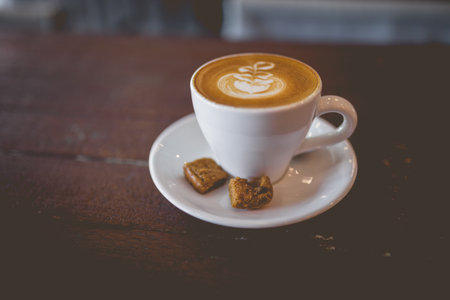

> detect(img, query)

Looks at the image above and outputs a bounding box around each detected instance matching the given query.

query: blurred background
[0,0,449,44]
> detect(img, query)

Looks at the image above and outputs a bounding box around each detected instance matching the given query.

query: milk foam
[193,54,319,108]
[217,61,285,99]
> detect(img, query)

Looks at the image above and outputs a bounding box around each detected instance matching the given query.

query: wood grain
[1,33,448,297]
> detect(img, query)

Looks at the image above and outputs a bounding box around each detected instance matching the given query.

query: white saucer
[149,114,357,229]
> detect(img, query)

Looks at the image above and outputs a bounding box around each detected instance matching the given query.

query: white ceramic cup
[190,53,357,182]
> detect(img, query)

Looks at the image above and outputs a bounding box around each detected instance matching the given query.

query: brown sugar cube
[183,158,228,194]
[228,176,273,209]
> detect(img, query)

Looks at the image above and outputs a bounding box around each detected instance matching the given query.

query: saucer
[149,114,357,228]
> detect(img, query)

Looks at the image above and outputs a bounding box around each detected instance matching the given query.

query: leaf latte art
[217,61,285,99]
[193,53,319,108]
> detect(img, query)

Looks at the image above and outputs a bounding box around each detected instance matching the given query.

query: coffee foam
[217,61,286,99]
[194,54,319,108]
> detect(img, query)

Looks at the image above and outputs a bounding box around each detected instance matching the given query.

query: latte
[193,53,319,108]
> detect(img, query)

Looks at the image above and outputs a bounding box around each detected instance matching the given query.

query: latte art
[217,61,286,99]
[193,53,319,108]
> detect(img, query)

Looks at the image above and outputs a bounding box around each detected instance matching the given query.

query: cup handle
[295,95,357,155]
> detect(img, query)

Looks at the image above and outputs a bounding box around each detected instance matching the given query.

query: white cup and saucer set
[149,53,358,229]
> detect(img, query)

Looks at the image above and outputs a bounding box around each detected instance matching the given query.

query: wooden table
[1,33,448,298]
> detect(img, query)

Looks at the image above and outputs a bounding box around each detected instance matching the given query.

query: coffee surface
[193,53,319,108]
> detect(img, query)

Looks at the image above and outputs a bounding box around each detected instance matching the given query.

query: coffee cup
[190,53,357,182]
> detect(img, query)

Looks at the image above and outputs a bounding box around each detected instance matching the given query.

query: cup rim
[190,52,323,113]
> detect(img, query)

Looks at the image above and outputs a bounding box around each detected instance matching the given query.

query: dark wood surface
[1,33,448,298]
